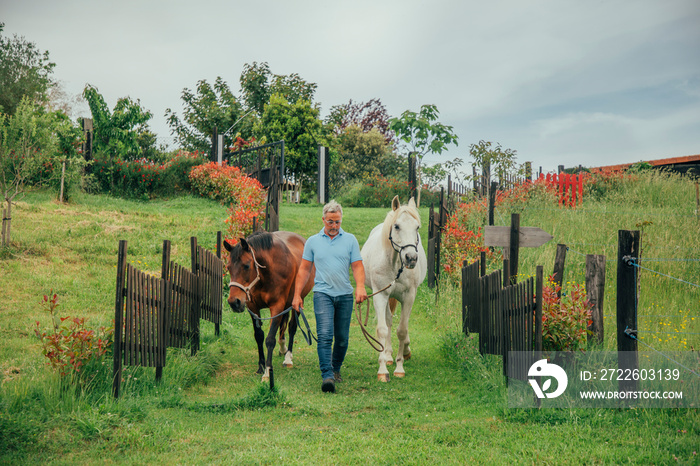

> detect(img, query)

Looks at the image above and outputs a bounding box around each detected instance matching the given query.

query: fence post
[509,213,520,284]
[318,145,328,204]
[190,237,200,356]
[488,181,497,226]
[157,239,172,381]
[81,118,93,162]
[113,240,128,398]
[210,126,218,162]
[552,244,567,297]
[427,203,435,289]
[586,254,606,345]
[461,260,468,334]
[535,265,543,355]
[617,230,640,396]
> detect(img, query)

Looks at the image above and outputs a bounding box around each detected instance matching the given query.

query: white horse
[361,196,427,382]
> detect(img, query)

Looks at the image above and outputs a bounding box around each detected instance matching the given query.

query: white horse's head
[382,195,421,269]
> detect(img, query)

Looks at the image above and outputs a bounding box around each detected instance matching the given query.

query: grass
[1,173,699,464]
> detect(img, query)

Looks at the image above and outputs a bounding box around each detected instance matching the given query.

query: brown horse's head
[223,232,273,313]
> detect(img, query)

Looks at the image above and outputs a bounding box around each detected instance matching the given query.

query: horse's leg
[394,291,416,378]
[384,300,394,366]
[251,315,266,375]
[278,312,288,356]
[263,316,281,384]
[283,310,298,368]
[374,293,392,382]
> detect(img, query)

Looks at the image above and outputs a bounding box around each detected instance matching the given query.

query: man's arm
[292,259,313,312]
[351,260,368,304]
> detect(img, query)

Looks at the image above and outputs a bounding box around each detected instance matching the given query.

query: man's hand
[292,294,303,313]
[355,286,368,304]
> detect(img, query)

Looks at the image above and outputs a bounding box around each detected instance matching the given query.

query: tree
[388,104,458,204]
[83,84,153,161]
[240,62,317,116]
[332,125,401,187]
[326,98,396,145]
[0,23,56,116]
[255,93,322,186]
[165,77,249,153]
[1,98,56,246]
[422,157,464,190]
[468,140,518,192]
[52,111,85,202]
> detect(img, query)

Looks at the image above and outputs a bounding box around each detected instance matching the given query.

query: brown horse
[224,231,314,386]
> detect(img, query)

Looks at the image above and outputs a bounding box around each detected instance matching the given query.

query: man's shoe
[333,371,343,383]
[322,378,336,393]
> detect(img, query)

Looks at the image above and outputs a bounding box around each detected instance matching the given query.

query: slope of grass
[1,176,698,464]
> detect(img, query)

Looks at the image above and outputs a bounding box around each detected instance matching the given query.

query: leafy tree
[255,93,321,187]
[165,77,250,153]
[82,84,153,161]
[389,104,458,204]
[326,98,396,145]
[0,23,56,116]
[1,98,56,246]
[332,125,400,189]
[240,62,317,116]
[51,111,85,202]
[422,157,464,190]
[468,140,518,191]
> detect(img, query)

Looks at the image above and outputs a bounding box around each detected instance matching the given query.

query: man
[292,200,368,393]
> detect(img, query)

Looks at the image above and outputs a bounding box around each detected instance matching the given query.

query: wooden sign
[483,226,553,248]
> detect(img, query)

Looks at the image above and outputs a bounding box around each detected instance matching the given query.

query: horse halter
[388,226,420,280]
[228,246,266,302]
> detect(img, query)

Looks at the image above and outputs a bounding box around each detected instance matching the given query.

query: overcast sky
[3,0,699,174]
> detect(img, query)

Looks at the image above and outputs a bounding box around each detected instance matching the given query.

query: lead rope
[355,266,404,353]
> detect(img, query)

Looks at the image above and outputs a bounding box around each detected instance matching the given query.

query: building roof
[591,154,700,171]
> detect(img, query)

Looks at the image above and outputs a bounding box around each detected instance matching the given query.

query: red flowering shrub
[541,277,593,352]
[188,162,267,243]
[34,293,113,384]
[92,150,207,198]
[441,199,496,281]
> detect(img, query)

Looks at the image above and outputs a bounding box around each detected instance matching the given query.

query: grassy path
[1,189,698,464]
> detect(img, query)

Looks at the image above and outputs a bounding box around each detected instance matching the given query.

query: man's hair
[322,199,343,217]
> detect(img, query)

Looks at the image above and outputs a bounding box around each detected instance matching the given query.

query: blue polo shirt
[302,227,362,297]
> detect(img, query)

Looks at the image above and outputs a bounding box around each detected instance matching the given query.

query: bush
[91,150,207,199]
[34,293,113,390]
[441,199,498,281]
[541,277,593,352]
[188,162,267,242]
[335,175,441,207]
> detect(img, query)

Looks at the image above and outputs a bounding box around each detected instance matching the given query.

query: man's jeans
[313,292,353,380]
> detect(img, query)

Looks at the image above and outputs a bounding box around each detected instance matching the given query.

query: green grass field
[1,172,699,464]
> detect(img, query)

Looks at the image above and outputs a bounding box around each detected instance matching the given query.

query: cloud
[2,0,698,172]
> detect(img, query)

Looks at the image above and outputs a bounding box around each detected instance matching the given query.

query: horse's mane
[230,231,274,261]
[381,201,421,248]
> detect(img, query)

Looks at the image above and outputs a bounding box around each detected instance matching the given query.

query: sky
[2,0,699,175]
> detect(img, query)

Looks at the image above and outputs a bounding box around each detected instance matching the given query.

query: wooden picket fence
[192,237,224,334]
[537,172,585,207]
[461,259,543,382]
[112,235,224,398]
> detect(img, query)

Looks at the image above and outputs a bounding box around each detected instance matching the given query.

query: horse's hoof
[377,373,390,383]
[386,360,393,366]
[403,352,411,361]
[394,371,405,378]
[282,363,293,368]
[261,376,269,382]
